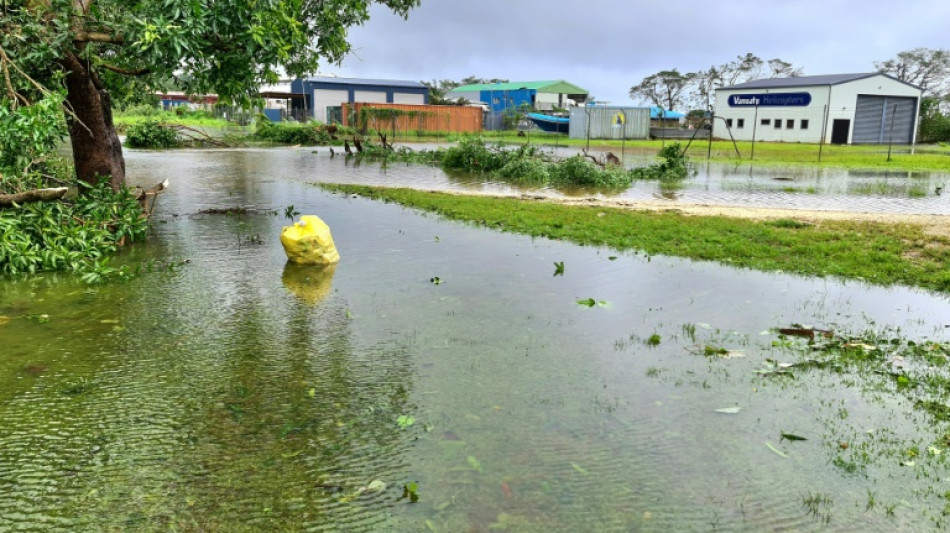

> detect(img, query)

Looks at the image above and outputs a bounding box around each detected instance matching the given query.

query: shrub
[252,119,348,145]
[125,121,181,148]
[0,179,148,281]
[631,143,694,180]
[499,156,550,184]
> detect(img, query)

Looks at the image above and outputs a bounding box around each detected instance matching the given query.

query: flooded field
[1,146,949,531]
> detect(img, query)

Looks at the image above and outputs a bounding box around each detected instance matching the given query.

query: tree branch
[73,31,123,44]
[97,62,150,76]
[0,188,69,207]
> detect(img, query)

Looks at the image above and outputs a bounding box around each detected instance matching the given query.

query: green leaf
[396,414,415,429]
[780,432,807,441]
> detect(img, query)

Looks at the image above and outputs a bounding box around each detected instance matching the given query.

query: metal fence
[569,107,651,140]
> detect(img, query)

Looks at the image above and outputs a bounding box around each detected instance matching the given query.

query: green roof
[451,80,588,95]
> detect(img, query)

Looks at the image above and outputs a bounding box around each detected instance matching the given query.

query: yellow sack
[280,215,340,265]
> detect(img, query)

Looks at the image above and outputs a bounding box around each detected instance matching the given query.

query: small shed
[291,76,429,124]
[569,106,651,140]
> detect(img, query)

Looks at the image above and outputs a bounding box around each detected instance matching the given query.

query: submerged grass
[318,184,950,293]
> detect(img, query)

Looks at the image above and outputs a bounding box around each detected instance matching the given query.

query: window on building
[774,120,782,129]
[786,119,794,129]
[725,118,733,128]
[800,119,809,129]
[761,119,771,126]
[737,119,745,128]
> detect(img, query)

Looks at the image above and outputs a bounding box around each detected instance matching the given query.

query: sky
[330,0,950,107]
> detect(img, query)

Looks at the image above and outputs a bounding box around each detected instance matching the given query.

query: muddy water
[0,147,948,531]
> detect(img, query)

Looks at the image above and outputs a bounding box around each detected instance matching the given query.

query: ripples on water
[0,147,947,531]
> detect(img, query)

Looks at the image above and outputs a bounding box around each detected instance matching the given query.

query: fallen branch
[0,187,69,207]
[168,125,231,147]
[580,150,606,168]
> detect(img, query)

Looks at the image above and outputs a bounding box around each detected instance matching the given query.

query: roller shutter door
[852,95,917,144]
[393,93,425,105]
[312,89,348,123]
[354,90,387,103]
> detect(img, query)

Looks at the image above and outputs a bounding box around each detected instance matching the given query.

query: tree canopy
[1,0,420,187]
[629,54,804,114]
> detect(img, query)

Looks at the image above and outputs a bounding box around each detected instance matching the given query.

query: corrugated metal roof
[300,76,426,89]
[451,80,588,95]
[721,72,920,90]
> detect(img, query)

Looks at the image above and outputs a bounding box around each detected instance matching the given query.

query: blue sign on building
[728,92,812,107]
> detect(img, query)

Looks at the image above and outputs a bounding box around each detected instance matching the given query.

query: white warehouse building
[713,73,922,145]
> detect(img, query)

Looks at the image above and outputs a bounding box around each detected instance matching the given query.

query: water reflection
[282,263,337,306]
[124,145,949,216]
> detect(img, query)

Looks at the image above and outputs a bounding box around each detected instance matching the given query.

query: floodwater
[1,146,949,531]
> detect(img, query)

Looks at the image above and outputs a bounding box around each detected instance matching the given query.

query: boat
[526,112,569,134]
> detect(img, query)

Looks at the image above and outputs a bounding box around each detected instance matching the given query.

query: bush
[252,119,352,145]
[0,179,148,281]
[499,156,550,184]
[125,121,181,148]
[631,143,694,180]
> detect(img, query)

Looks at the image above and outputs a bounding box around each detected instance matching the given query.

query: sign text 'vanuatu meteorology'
[727,92,812,107]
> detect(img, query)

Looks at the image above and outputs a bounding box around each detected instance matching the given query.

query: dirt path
[424,189,950,238]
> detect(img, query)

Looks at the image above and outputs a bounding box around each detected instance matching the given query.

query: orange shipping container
[342,102,483,134]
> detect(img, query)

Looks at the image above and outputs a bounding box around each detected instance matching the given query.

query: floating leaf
[765,442,788,458]
[430,277,443,285]
[781,432,807,442]
[401,482,419,503]
[396,415,415,429]
[608,256,618,261]
[553,261,564,276]
[467,455,483,473]
[571,462,589,474]
[715,406,741,414]
[364,479,387,493]
[577,298,596,307]
[308,388,316,398]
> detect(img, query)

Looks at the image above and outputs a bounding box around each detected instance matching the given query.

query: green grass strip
[318,184,950,293]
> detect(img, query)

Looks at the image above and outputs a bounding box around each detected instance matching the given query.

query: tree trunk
[61,51,126,190]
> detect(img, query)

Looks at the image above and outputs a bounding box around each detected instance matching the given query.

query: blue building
[291,76,429,123]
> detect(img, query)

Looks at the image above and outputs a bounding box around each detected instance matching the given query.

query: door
[852,95,917,144]
[831,119,850,144]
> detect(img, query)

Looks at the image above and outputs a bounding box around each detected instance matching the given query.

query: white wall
[714,88,830,143]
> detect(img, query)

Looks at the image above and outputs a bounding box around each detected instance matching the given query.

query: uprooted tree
[0,0,420,191]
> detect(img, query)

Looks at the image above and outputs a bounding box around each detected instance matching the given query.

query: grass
[114,109,234,130]
[317,184,950,294]
[409,131,950,173]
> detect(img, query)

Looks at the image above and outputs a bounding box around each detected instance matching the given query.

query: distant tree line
[629,48,950,142]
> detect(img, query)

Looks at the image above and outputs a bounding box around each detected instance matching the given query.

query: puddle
[0,147,947,531]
